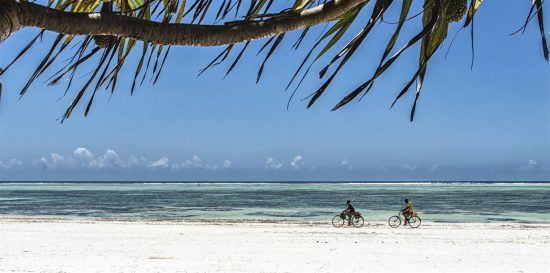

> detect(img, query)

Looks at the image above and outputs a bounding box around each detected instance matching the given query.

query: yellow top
[405,202,414,213]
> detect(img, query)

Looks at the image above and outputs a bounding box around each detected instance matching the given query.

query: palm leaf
[534,0,549,61]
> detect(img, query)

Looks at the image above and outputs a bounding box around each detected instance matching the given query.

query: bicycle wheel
[332,215,344,227]
[351,216,364,228]
[388,216,401,228]
[408,216,421,228]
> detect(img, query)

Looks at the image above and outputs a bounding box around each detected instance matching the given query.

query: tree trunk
[0,0,367,45]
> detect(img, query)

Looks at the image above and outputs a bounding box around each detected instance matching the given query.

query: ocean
[0,182,549,223]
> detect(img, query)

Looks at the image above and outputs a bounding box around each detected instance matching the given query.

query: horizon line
[1,180,550,184]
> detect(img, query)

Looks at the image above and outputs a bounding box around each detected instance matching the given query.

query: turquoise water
[0,182,549,223]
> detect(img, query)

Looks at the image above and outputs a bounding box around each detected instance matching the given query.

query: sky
[0,1,549,181]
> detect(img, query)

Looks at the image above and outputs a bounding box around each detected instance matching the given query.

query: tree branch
[0,0,367,46]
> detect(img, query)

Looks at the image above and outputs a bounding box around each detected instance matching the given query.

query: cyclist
[343,200,356,226]
[401,199,414,225]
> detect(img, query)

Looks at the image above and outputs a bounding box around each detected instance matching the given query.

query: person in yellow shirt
[401,199,414,225]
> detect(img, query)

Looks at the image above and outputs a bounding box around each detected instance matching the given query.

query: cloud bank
[24,147,231,171]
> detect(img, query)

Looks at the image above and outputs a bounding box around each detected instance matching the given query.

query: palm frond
[0,0,547,122]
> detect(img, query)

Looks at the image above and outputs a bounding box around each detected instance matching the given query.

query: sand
[1,218,549,273]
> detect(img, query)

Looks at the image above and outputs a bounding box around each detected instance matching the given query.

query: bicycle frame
[391,211,413,223]
[397,211,414,221]
[341,212,360,220]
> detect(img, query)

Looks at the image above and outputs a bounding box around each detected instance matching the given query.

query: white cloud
[72,147,94,167]
[429,163,439,172]
[73,147,93,160]
[341,159,352,170]
[89,149,123,169]
[5,147,231,172]
[265,157,283,170]
[520,159,544,171]
[0,159,23,169]
[169,155,228,171]
[39,153,75,169]
[222,160,232,169]
[51,153,69,166]
[127,155,148,168]
[148,157,170,169]
[185,155,202,168]
[290,155,304,170]
[172,155,204,169]
[38,157,48,168]
[401,164,418,171]
[204,164,219,171]
[35,148,128,169]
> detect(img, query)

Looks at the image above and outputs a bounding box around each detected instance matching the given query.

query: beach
[1,218,549,273]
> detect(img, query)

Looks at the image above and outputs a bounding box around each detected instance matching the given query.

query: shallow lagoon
[1,182,549,223]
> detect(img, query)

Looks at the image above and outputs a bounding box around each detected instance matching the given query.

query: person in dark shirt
[343,200,355,225]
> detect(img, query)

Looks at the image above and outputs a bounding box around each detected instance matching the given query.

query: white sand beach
[1,218,549,273]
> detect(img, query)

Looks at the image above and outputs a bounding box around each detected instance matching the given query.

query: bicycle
[332,211,365,228]
[388,211,421,228]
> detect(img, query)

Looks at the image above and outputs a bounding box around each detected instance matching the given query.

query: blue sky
[0,1,549,181]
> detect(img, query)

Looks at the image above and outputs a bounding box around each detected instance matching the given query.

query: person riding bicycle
[401,199,414,225]
[343,200,356,226]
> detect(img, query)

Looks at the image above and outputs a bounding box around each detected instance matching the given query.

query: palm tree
[0,0,547,121]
